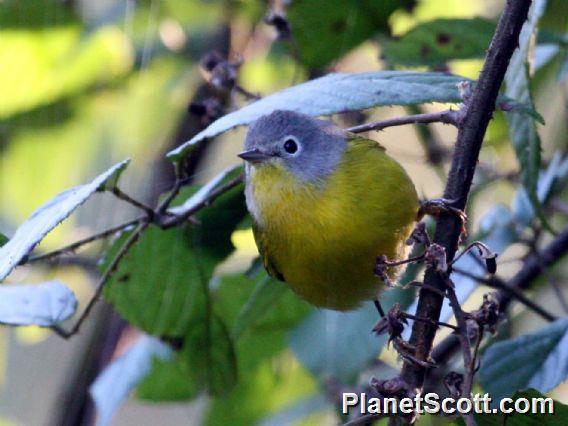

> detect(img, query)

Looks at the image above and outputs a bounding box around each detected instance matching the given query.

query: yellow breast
[247,138,418,310]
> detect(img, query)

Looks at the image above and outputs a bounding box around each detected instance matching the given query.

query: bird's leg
[373,303,406,340]
[400,311,458,332]
[373,299,386,318]
[372,304,436,368]
[393,339,436,369]
[374,254,426,288]
[403,280,446,297]
[417,197,468,238]
[406,221,431,247]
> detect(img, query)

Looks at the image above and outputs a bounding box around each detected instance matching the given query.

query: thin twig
[382,254,426,268]
[404,281,446,298]
[52,221,149,339]
[471,329,484,374]
[347,109,459,134]
[432,226,568,365]
[444,278,476,426]
[26,217,145,264]
[344,413,389,426]
[160,173,244,228]
[452,267,557,322]
[451,241,495,266]
[531,241,568,314]
[25,173,243,268]
[234,85,261,101]
[156,162,184,214]
[403,312,459,331]
[109,187,156,219]
[498,225,568,313]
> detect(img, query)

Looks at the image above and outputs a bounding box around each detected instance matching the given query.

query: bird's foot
[393,338,436,369]
[406,221,431,247]
[374,252,428,287]
[372,302,407,339]
[401,311,459,332]
[418,198,468,238]
[372,302,438,368]
[404,280,446,297]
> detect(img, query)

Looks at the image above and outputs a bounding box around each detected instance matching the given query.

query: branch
[432,225,568,364]
[109,186,156,219]
[156,162,184,214]
[52,221,149,339]
[344,413,389,426]
[452,267,557,322]
[159,173,244,229]
[444,280,476,426]
[496,225,568,315]
[24,174,243,265]
[346,109,459,134]
[401,0,533,396]
[26,216,145,264]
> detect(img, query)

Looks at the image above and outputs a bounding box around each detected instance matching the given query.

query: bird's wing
[252,223,286,282]
[346,133,387,151]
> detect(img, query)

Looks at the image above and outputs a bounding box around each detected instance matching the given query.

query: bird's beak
[238,149,273,163]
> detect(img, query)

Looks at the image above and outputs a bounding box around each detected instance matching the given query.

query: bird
[238,110,419,311]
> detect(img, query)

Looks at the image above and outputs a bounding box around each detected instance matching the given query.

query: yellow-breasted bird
[238,110,419,311]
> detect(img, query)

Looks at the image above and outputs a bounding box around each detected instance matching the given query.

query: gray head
[239,110,347,182]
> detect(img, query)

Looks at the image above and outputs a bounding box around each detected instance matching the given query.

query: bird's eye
[283,138,298,154]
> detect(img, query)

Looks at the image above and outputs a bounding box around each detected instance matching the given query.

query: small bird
[239,110,419,311]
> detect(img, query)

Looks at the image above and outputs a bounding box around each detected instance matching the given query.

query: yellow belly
[248,139,418,310]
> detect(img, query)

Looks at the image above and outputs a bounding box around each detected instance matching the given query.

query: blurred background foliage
[0,0,566,425]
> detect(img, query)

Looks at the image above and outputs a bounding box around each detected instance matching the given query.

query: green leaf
[259,394,330,426]
[204,274,312,424]
[0,0,76,28]
[137,354,198,401]
[168,166,242,218]
[140,303,238,401]
[0,159,129,282]
[139,272,310,403]
[182,312,238,396]
[474,389,565,426]
[216,273,311,373]
[504,0,551,231]
[104,178,247,337]
[0,24,133,119]
[0,233,8,248]
[167,71,540,162]
[382,18,496,67]
[205,354,317,426]
[231,276,288,339]
[103,226,210,337]
[480,318,568,401]
[287,0,411,69]
[290,286,415,383]
[503,390,565,425]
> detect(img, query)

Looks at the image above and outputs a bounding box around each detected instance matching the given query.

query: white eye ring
[282,135,301,156]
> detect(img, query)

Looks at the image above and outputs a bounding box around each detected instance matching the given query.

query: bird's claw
[418,198,468,238]
[393,339,436,369]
